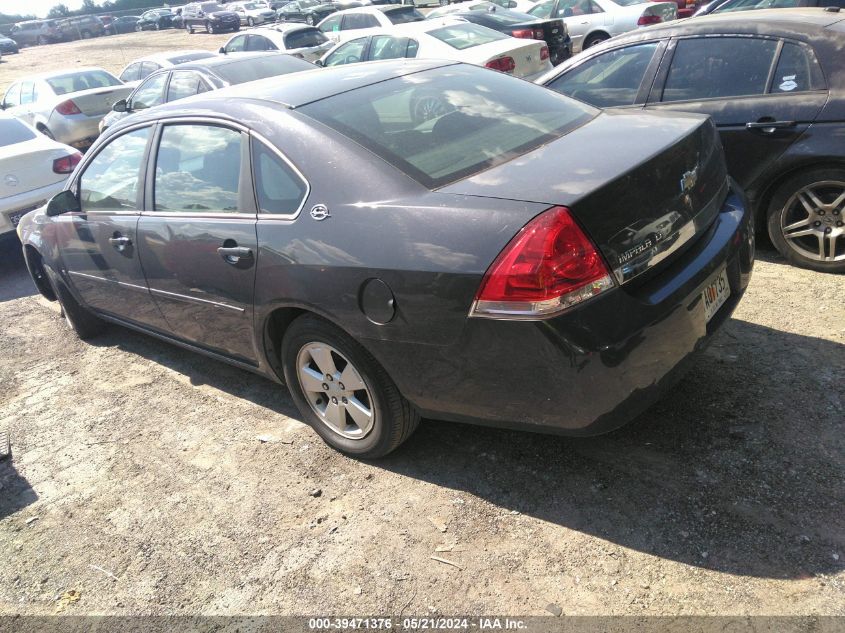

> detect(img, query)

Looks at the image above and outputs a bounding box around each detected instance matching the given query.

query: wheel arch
[23,245,57,301]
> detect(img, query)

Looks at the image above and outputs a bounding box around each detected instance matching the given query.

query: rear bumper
[47,112,102,148]
[369,186,754,435]
[1,180,65,236]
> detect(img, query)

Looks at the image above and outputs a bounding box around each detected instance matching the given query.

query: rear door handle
[108,236,132,251]
[217,246,253,263]
[746,120,796,134]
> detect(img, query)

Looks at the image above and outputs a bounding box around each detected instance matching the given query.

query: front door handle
[217,246,253,264]
[746,119,796,134]
[108,236,132,251]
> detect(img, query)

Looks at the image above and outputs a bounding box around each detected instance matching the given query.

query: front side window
[662,37,778,102]
[324,38,367,66]
[167,71,205,101]
[527,0,554,17]
[318,14,341,32]
[140,62,162,80]
[300,65,596,188]
[369,35,412,61]
[3,84,21,108]
[247,34,275,51]
[546,42,659,108]
[120,63,141,82]
[154,125,243,213]
[427,24,507,50]
[79,127,151,212]
[226,34,248,52]
[131,73,167,110]
[252,141,307,215]
[19,81,35,105]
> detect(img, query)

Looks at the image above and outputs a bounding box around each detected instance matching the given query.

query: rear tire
[248,17,255,26]
[206,20,214,33]
[766,167,845,273]
[187,23,194,33]
[583,32,609,49]
[44,266,106,340]
[37,35,48,45]
[282,315,419,458]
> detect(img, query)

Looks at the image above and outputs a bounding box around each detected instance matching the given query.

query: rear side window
[167,71,205,101]
[131,73,167,110]
[252,141,307,215]
[285,27,328,48]
[0,118,37,147]
[299,65,596,188]
[386,7,425,24]
[428,24,506,50]
[324,38,367,66]
[79,128,150,212]
[247,35,275,51]
[662,37,778,102]
[370,35,413,61]
[120,63,141,82]
[154,125,243,213]
[545,43,659,108]
[3,84,21,108]
[772,42,824,93]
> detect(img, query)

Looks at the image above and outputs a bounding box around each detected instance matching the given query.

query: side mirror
[46,190,80,217]
[219,46,226,53]
[112,98,127,112]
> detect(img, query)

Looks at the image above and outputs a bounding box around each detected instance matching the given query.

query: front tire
[583,32,609,49]
[206,20,214,33]
[44,266,106,340]
[766,168,845,273]
[282,315,419,458]
[247,17,255,26]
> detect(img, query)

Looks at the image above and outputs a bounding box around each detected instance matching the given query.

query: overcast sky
[2,0,84,18]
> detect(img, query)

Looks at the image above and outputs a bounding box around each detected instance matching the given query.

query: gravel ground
[0,241,843,616]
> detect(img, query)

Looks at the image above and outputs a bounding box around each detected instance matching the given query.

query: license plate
[702,266,730,323]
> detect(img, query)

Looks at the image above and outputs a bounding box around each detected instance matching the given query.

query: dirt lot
[1,30,844,619]
[0,239,843,616]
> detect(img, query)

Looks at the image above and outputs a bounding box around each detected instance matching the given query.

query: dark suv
[183,2,241,33]
[57,15,106,40]
[8,20,62,47]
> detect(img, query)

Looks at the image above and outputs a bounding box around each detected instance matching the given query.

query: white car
[317,5,426,43]
[320,19,552,80]
[219,23,333,61]
[117,50,218,85]
[226,1,278,26]
[525,0,676,52]
[1,113,80,247]
[0,68,134,148]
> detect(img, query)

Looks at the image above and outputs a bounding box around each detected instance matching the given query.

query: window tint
[386,7,425,23]
[247,35,275,51]
[252,142,307,215]
[300,65,596,189]
[131,73,167,110]
[428,24,507,50]
[342,13,381,29]
[546,43,658,108]
[285,27,328,48]
[325,38,367,66]
[79,128,150,212]
[167,71,203,101]
[140,62,161,80]
[3,84,21,108]
[662,37,778,102]
[772,42,824,93]
[46,70,122,96]
[154,125,243,213]
[319,14,341,32]
[226,34,248,51]
[370,35,412,61]
[0,118,37,147]
[120,63,141,82]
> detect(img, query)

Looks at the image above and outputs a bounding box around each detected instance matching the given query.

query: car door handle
[217,246,253,262]
[746,120,796,133]
[108,236,132,251]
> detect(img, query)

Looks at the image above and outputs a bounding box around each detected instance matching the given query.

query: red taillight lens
[53,152,82,174]
[485,56,516,73]
[540,45,550,61]
[511,28,532,38]
[637,14,663,25]
[55,100,82,116]
[471,206,614,319]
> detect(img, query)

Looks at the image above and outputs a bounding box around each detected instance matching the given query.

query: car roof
[175,50,297,70]
[150,59,455,111]
[127,50,215,65]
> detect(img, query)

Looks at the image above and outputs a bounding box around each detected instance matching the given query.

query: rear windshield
[386,7,426,23]
[285,28,329,48]
[427,23,506,50]
[470,11,533,26]
[46,70,122,95]
[167,52,216,65]
[213,55,315,84]
[300,65,596,188]
[0,118,37,147]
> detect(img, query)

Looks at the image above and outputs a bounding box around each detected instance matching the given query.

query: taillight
[637,14,663,25]
[470,206,614,319]
[53,152,82,174]
[540,45,550,61]
[511,28,532,38]
[534,28,544,39]
[55,100,82,116]
[485,56,516,73]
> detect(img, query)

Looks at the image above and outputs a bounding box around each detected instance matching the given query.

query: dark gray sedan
[17,60,753,458]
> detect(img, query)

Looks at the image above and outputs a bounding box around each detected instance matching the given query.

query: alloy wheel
[779,181,845,263]
[296,342,375,440]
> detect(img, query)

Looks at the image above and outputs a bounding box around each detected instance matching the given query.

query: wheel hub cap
[781,181,845,262]
[296,343,374,440]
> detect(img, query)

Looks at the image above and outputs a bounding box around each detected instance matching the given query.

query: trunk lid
[472,38,548,78]
[439,110,728,284]
[0,140,68,199]
[62,85,134,116]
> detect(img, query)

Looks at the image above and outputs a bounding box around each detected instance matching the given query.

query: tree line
[1,0,178,24]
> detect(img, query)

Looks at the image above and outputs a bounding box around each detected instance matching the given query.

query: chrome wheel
[296,342,374,440]
[780,181,845,263]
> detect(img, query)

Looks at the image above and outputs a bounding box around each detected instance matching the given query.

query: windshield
[299,66,596,189]
[213,54,315,84]
[387,7,426,24]
[243,2,260,8]
[46,70,122,95]
[427,23,506,50]
[201,3,227,11]
[0,118,37,147]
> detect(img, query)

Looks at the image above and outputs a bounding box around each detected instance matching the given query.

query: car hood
[208,10,239,17]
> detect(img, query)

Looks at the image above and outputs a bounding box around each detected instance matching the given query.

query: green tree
[47,4,71,17]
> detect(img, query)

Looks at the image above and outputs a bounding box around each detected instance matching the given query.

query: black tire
[37,35,48,45]
[583,32,609,49]
[81,29,92,38]
[766,167,845,273]
[282,315,419,458]
[248,17,255,26]
[43,266,106,340]
[135,24,142,32]
[154,22,160,30]
[306,13,315,25]
[206,20,214,33]
[187,23,194,33]
[37,126,55,140]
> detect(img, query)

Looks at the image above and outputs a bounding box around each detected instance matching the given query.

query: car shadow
[0,246,37,303]
[0,457,39,522]
[81,306,844,580]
